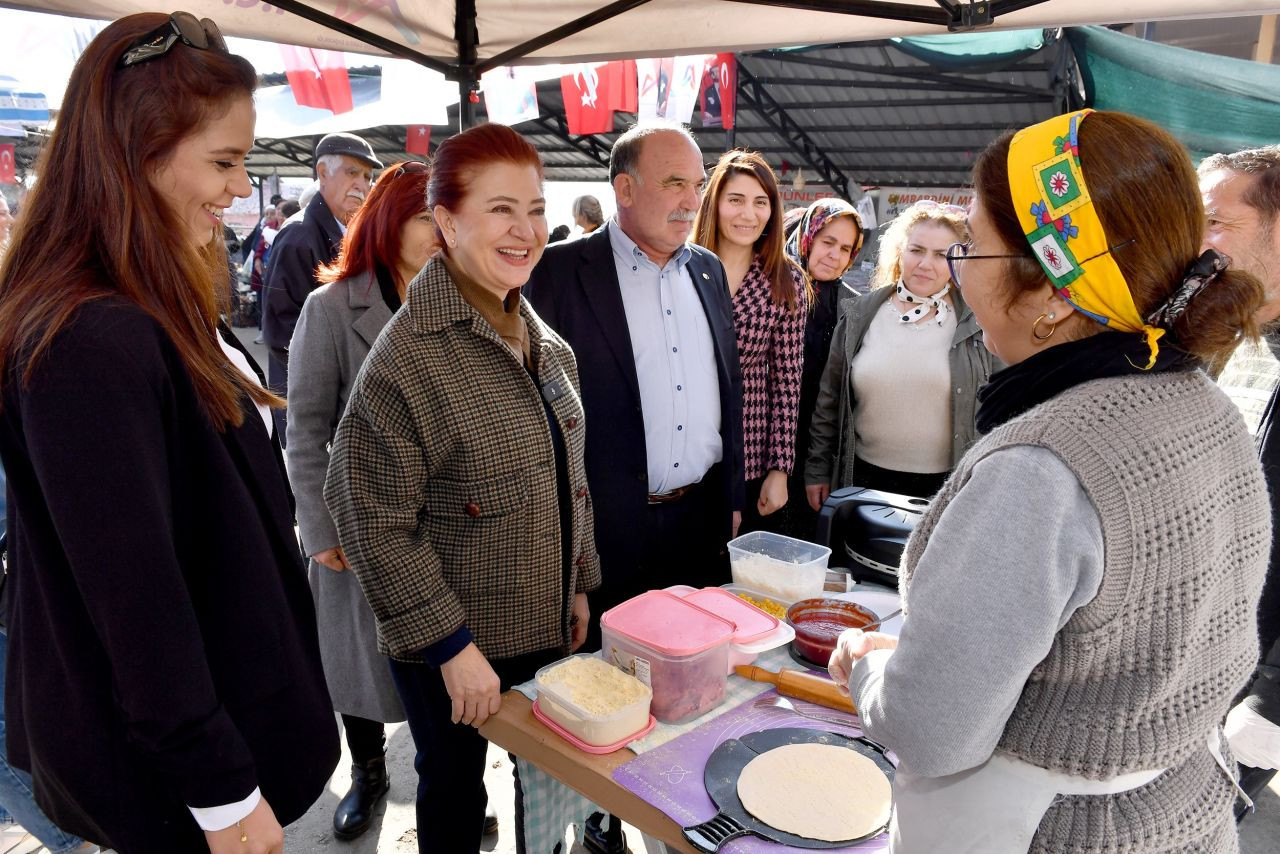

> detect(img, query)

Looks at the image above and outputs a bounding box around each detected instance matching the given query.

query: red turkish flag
[406,125,431,155]
[0,144,13,184]
[560,66,614,136]
[700,54,736,130]
[279,45,354,114]
[603,60,637,113]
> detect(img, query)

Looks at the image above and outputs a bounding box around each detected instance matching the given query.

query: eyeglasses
[118,12,226,69]
[912,199,967,216]
[945,238,1137,287]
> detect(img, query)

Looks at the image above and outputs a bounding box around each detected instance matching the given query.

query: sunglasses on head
[911,199,967,216]
[392,161,429,178]
[119,11,226,69]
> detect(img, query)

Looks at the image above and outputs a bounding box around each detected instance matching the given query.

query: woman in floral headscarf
[804,200,997,503]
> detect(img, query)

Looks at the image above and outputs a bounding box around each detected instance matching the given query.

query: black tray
[681,727,893,852]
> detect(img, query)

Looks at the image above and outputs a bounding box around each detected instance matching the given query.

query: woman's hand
[758,470,789,516]
[440,642,502,726]
[806,483,831,513]
[827,629,899,695]
[570,593,590,651]
[311,546,349,572]
[204,797,283,854]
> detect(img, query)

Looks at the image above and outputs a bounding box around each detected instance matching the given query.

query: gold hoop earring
[1032,313,1057,341]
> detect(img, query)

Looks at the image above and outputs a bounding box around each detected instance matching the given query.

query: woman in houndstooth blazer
[324,124,600,854]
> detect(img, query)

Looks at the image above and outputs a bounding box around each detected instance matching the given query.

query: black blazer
[0,299,339,852]
[262,193,343,352]
[525,228,744,591]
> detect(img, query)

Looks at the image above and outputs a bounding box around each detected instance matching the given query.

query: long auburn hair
[692,149,798,310]
[0,13,276,429]
[318,161,433,289]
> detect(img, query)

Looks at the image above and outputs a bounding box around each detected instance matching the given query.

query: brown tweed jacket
[323,257,602,662]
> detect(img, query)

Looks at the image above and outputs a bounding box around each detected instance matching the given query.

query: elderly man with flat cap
[263,132,381,440]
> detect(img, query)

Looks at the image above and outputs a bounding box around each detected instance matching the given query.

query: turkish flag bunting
[560,65,614,136]
[406,125,431,156]
[279,45,354,114]
[700,53,736,130]
[603,60,637,113]
[0,144,14,184]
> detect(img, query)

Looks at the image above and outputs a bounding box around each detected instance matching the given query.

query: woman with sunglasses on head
[285,160,435,841]
[805,200,996,505]
[828,111,1271,852]
[691,151,804,532]
[0,14,339,854]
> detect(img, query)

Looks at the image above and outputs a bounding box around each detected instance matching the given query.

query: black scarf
[975,331,1198,434]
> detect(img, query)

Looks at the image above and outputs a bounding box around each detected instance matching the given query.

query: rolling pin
[734,665,857,715]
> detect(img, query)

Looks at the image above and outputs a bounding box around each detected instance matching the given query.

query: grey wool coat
[286,269,405,722]
[324,258,603,663]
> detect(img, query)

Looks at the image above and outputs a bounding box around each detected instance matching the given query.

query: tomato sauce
[786,598,878,667]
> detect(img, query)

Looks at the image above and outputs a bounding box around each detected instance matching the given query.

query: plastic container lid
[683,587,780,645]
[531,698,656,754]
[600,590,736,657]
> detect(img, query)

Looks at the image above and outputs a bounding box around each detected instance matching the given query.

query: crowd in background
[0,11,1278,854]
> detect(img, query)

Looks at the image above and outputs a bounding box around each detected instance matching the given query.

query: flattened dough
[737,742,891,842]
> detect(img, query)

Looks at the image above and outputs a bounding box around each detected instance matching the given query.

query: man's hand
[806,483,831,513]
[440,643,502,726]
[311,546,348,572]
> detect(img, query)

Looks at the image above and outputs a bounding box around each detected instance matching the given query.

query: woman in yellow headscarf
[829,110,1271,852]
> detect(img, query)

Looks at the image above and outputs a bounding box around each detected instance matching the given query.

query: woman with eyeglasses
[805,200,996,504]
[0,14,338,853]
[285,159,434,841]
[828,111,1270,852]
[690,150,804,532]
[325,124,599,853]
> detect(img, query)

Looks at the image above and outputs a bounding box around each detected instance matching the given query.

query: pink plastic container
[600,591,734,723]
[679,587,795,672]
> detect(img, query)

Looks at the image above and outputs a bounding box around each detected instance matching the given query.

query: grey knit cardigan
[901,369,1270,852]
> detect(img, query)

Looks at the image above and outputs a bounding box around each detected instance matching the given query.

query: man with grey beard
[526,123,744,638]
[1200,145,1280,814]
[263,132,379,441]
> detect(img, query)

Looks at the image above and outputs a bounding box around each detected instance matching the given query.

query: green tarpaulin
[1066,25,1280,159]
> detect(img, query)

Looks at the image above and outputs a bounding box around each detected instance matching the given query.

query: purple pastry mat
[611,689,891,852]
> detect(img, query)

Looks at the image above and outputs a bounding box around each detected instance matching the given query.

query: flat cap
[314,132,382,169]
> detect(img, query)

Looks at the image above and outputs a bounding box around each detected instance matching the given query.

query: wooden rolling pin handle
[776,669,857,715]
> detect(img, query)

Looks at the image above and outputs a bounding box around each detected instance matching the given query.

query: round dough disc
[736,742,891,842]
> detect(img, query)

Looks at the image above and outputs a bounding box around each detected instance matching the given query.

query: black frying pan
[681,727,894,852]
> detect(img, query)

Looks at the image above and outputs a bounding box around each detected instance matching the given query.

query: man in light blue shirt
[527,124,745,639]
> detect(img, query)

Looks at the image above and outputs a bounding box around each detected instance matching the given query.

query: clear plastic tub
[727,531,832,602]
[533,654,653,748]
[681,587,795,673]
[600,591,734,723]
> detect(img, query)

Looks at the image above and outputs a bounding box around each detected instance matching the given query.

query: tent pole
[1256,15,1277,64]
[457,0,479,131]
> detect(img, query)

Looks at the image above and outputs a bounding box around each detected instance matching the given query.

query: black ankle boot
[333,755,390,840]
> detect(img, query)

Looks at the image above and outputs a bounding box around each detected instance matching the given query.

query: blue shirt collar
[607,218,692,274]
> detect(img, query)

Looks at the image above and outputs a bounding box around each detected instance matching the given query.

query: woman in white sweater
[805,201,996,502]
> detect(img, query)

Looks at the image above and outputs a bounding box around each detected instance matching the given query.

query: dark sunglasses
[119,12,227,69]
[392,161,429,178]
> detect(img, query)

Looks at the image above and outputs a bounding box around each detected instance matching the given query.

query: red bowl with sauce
[786,598,879,667]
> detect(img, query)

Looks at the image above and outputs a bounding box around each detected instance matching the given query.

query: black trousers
[340,714,385,765]
[389,647,564,854]
[852,456,948,499]
[267,346,288,446]
[584,465,731,653]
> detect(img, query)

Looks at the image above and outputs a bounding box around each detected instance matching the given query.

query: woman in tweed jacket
[285,161,434,840]
[325,124,600,853]
[691,150,805,534]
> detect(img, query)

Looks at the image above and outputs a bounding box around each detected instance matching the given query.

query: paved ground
[232,323,1280,854]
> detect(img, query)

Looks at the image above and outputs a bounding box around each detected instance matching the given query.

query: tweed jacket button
[575,486,588,498]
[576,555,587,567]
[566,416,579,430]
[465,501,481,517]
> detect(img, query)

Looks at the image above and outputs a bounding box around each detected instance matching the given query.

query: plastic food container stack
[679,587,795,673]
[601,591,734,723]
[532,654,654,752]
[727,531,832,602]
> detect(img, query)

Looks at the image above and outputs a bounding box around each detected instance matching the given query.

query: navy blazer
[262,193,344,353]
[525,227,744,589]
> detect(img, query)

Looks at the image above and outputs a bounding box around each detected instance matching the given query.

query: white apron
[887,729,1248,853]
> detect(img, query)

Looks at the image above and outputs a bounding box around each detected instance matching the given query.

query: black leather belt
[647,483,697,505]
